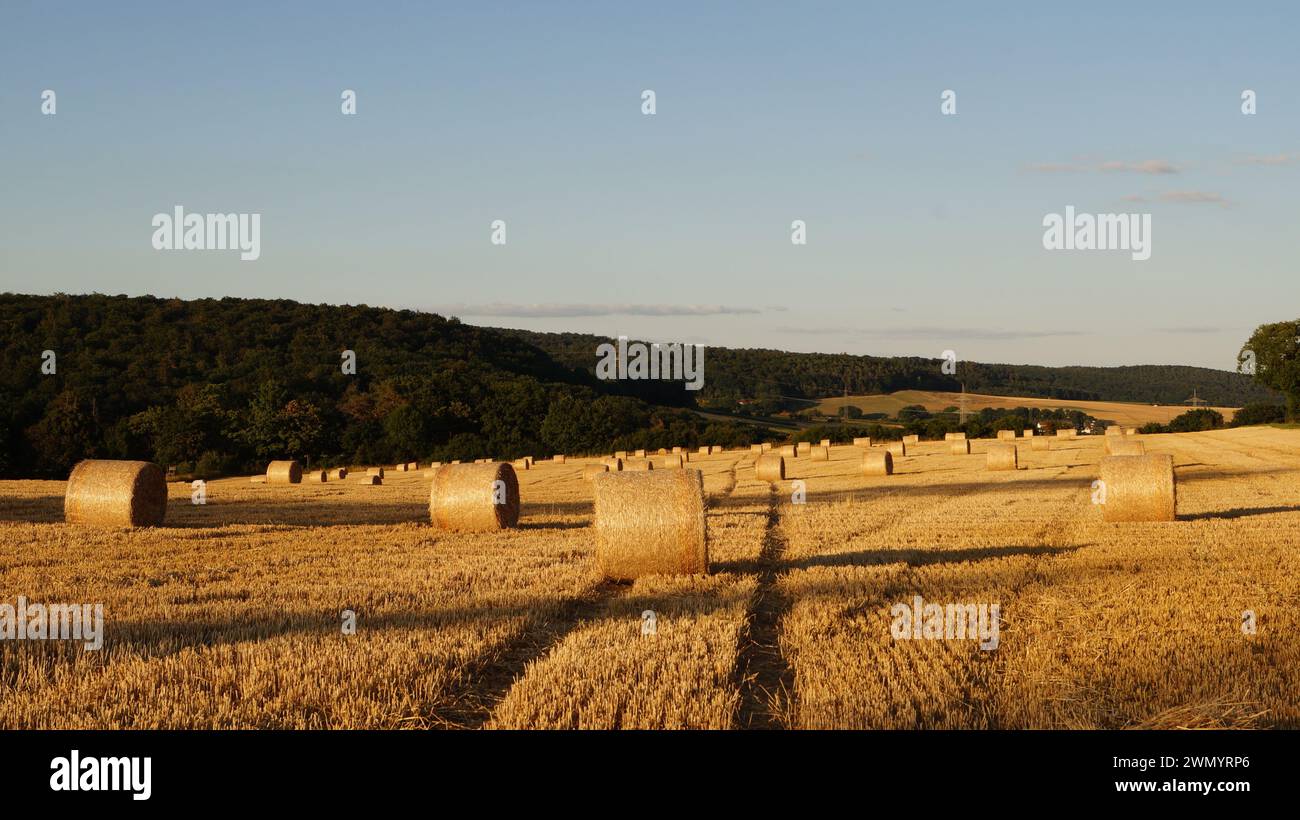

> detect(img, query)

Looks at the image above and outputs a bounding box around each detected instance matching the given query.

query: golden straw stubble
[429,462,520,531]
[1099,454,1176,522]
[755,453,785,481]
[1109,439,1145,457]
[592,469,708,580]
[64,459,167,528]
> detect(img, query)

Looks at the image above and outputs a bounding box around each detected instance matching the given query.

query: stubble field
[1,426,1297,729]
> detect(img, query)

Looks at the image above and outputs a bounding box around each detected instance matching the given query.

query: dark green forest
[0,293,1277,478]
[500,329,1277,412]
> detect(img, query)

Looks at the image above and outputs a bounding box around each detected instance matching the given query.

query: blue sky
[2,1,1296,369]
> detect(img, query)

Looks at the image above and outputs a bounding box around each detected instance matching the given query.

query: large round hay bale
[863,449,893,476]
[615,451,628,460]
[1109,439,1145,457]
[583,463,610,480]
[681,452,691,463]
[307,470,327,482]
[760,442,773,452]
[755,453,785,481]
[553,455,566,463]
[902,434,919,445]
[407,461,418,470]
[1099,454,1175,522]
[635,449,647,458]
[1054,429,1070,438]
[512,458,530,470]
[950,439,970,455]
[886,441,907,457]
[1124,427,1139,436]
[811,445,829,461]
[750,444,763,454]
[819,438,832,448]
[777,444,795,458]
[657,448,667,456]
[672,446,683,454]
[331,467,348,480]
[1030,437,1050,451]
[429,462,520,531]
[64,460,167,528]
[996,430,1016,441]
[796,442,811,457]
[360,475,381,485]
[1022,429,1034,438]
[606,458,623,472]
[395,463,409,472]
[592,469,707,580]
[987,444,1018,471]
[661,454,684,469]
[267,460,302,484]
[625,459,654,471]
[853,436,872,446]
[368,466,385,478]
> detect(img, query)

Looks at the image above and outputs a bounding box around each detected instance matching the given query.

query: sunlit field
[2,427,1297,729]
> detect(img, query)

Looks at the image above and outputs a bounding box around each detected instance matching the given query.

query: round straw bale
[1055,429,1070,438]
[796,442,811,457]
[1022,429,1034,438]
[615,451,628,459]
[307,470,327,482]
[583,463,610,480]
[661,454,684,469]
[1099,454,1175,522]
[811,445,829,461]
[429,462,520,531]
[987,443,1018,471]
[887,441,907,457]
[761,442,773,452]
[950,440,970,455]
[407,461,418,470]
[819,438,832,448]
[944,432,967,441]
[672,446,683,454]
[1105,425,1124,437]
[853,436,872,447]
[682,452,691,463]
[698,446,710,455]
[395,463,408,472]
[64,460,167,527]
[625,458,654,471]
[331,467,348,480]
[512,458,530,470]
[360,475,381,485]
[779,444,797,458]
[553,455,566,463]
[1124,427,1138,436]
[750,444,763,453]
[267,460,303,484]
[862,449,893,476]
[755,453,785,481]
[592,469,707,580]
[996,430,1016,441]
[635,449,647,458]
[1030,437,1050,451]
[902,434,919,445]
[606,458,623,471]
[1109,439,1145,457]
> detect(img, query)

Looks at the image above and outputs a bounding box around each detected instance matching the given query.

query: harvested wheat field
[1,431,1298,729]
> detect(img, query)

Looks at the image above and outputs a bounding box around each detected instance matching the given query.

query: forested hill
[0,293,748,477]
[0,293,1276,478]
[498,329,1276,409]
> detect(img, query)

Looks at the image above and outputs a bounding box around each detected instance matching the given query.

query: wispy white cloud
[437,303,764,318]
[776,325,1088,341]
[1028,159,1180,174]
[1235,153,1299,166]
[1156,190,1228,206]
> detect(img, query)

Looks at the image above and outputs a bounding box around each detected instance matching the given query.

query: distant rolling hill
[815,390,1239,427]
